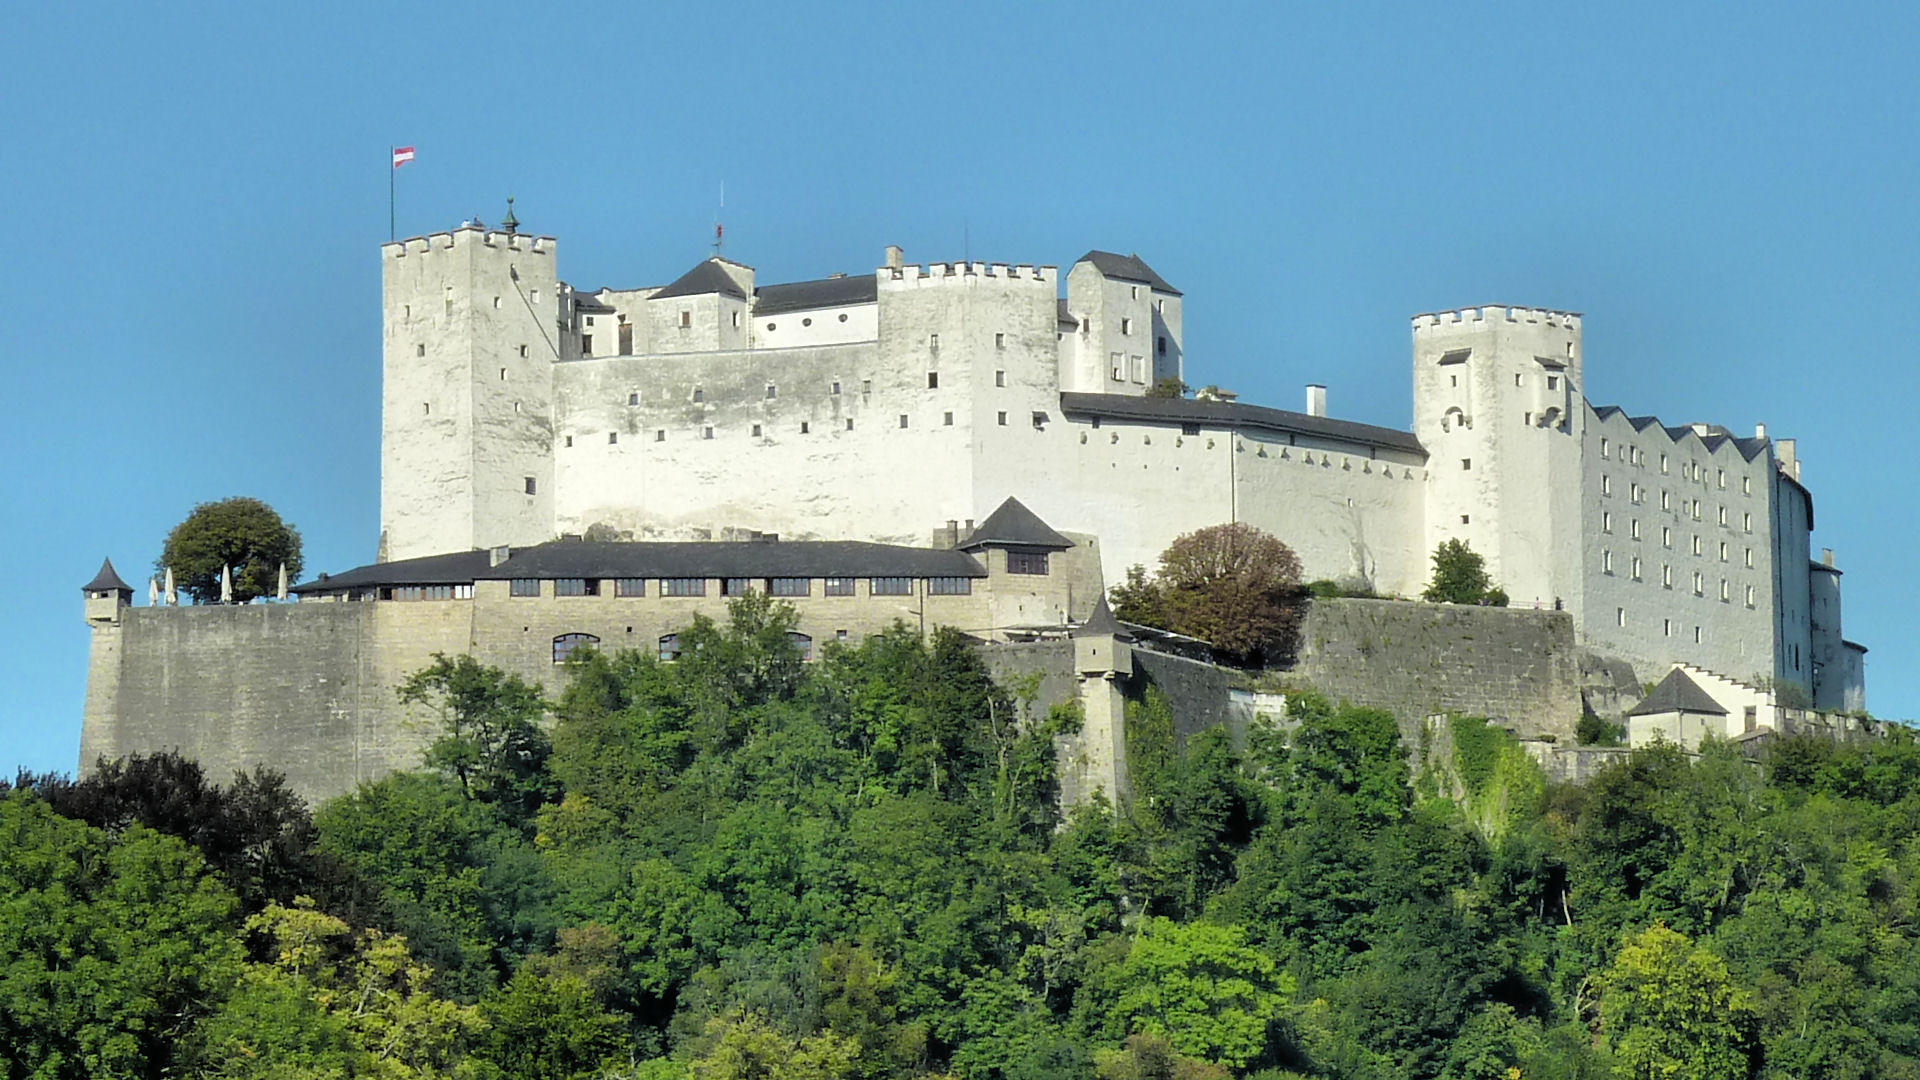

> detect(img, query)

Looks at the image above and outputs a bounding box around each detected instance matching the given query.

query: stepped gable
[1589,405,1771,462]
[1077,250,1181,295]
[959,498,1073,552]
[1072,595,1134,642]
[1629,667,1728,717]
[1060,392,1426,458]
[651,258,749,301]
[83,558,132,593]
[753,275,878,316]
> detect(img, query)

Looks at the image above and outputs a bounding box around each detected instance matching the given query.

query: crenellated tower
[1412,306,1585,609]
[380,217,558,562]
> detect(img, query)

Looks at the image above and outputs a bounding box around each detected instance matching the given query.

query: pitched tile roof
[294,540,984,594]
[1629,667,1729,717]
[651,258,749,301]
[1077,250,1181,295]
[1059,392,1427,458]
[959,497,1073,552]
[1072,595,1134,641]
[753,275,878,316]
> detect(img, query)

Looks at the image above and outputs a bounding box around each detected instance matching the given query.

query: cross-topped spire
[501,196,518,235]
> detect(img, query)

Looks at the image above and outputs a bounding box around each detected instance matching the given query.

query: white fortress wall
[754,299,879,348]
[1577,405,1785,687]
[381,228,558,562]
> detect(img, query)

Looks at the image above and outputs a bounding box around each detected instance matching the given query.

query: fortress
[79,210,1871,804]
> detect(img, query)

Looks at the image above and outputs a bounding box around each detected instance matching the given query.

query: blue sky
[3,2,1914,775]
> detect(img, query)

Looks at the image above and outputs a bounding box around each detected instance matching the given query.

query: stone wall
[1286,597,1582,741]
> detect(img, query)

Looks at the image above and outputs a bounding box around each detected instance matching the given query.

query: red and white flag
[392,146,415,168]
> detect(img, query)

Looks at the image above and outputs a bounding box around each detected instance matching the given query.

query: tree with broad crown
[1422,539,1508,606]
[1146,522,1305,665]
[1599,923,1755,1080]
[155,496,303,604]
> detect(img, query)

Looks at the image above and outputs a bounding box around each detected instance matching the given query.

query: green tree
[1148,523,1306,665]
[1111,917,1291,1070]
[0,790,244,1079]
[686,1010,861,1080]
[399,654,559,825]
[478,964,629,1079]
[1599,924,1754,1080]
[1422,539,1507,606]
[155,496,303,604]
[1109,565,1167,629]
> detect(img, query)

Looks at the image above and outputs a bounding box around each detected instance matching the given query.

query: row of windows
[1598,438,1757,493]
[1601,515,1758,558]
[505,576,974,599]
[1612,610,1709,645]
[552,630,826,665]
[1599,494,1754,533]
[615,370,1021,410]
[1599,551,1759,606]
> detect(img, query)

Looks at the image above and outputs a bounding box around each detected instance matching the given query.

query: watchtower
[80,558,133,774]
[1411,306,1585,609]
[380,207,558,563]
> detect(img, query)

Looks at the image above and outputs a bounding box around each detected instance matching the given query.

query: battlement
[383,226,555,259]
[880,262,1055,286]
[1411,305,1582,331]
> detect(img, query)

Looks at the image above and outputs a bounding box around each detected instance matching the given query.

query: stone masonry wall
[1287,597,1582,741]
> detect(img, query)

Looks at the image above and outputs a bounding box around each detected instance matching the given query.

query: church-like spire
[501,196,518,235]
[83,558,132,594]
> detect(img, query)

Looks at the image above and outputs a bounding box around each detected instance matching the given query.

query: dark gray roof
[83,558,133,593]
[1810,561,1842,575]
[1056,298,1078,328]
[960,498,1073,552]
[1843,639,1868,654]
[1629,668,1728,717]
[1077,251,1181,295]
[651,259,749,301]
[1589,406,1770,462]
[1059,392,1427,458]
[1072,596,1134,641]
[572,291,617,314]
[754,275,878,316]
[294,540,984,594]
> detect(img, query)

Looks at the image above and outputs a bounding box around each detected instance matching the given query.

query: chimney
[1754,422,1767,439]
[489,545,510,567]
[884,245,903,271]
[1777,438,1799,480]
[1822,548,1835,567]
[1305,384,1327,418]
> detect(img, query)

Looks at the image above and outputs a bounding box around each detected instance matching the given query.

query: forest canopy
[5,596,1919,1079]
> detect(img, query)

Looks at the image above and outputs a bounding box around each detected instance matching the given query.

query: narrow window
[520,345,530,358]
[581,335,593,354]
[1602,550,1613,573]
[1720,579,1730,601]
[694,388,704,403]
[629,392,639,405]
[800,421,809,434]
[1745,584,1755,607]
[655,429,665,442]
[1745,548,1754,568]
[608,432,618,445]
[1547,375,1558,390]
[703,427,714,440]
[1461,458,1472,470]
[1602,475,1611,496]
[767,384,777,399]
[831,381,842,395]
[1630,519,1641,539]
[1616,607,1626,627]
[751,424,762,437]
[524,476,536,495]
[943,412,954,426]
[1157,336,1167,356]
[1743,476,1751,495]
[846,418,854,431]
[1631,555,1642,580]
[1660,453,1669,474]
[416,343,425,357]
[995,370,1006,387]
[564,435,572,447]
[1719,542,1728,562]
[997,411,1007,426]
[1663,564,1673,588]
[1602,511,1612,533]
[995,332,1005,349]
[929,333,939,349]
[927,372,939,389]
[1694,626,1702,644]
[1662,527,1671,547]
[1743,512,1752,532]
[898,415,909,429]
[423,402,431,415]
[680,310,691,328]
[862,379,872,394]
[1121,317,1132,335]
[1461,514,1470,525]
[500,368,508,381]
[1517,373,1524,387]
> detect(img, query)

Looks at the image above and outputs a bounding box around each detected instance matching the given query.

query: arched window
[1441,406,1467,432]
[1538,406,1563,429]
[658,633,680,662]
[787,632,813,662]
[553,632,600,665]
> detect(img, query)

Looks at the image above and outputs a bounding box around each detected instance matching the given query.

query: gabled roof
[1056,298,1078,328]
[293,540,985,594]
[1589,405,1771,462]
[959,497,1073,552]
[1076,251,1181,296]
[572,291,617,314]
[754,275,878,316]
[1072,596,1134,641]
[83,558,132,594]
[1059,392,1427,459]
[1629,668,1729,717]
[651,258,748,301]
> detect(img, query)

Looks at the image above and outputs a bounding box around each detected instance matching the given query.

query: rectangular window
[800,422,809,434]
[1692,535,1703,556]
[510,579,540,597]
[751,424,762,437]
[1548,375,1559,390]
[927,576,972,595]
[1745,585,1755,607]
[1630,483,1641,503]
[723,578,754,597]
[1662,526,1672,548]
[1007,551,1050,575]
[661,578,706,597]
[1720,579,1730,601]
[524,476,536,495]
[995,332,1005,349]
[1717,469,1726,489]
[1602,475,1612,496]
[1662,564,1673,588]
[1602,550,1613,573]
[1630,519,1641,539]
[832,381,842,395]
[704,427,714,440]
[629,392,640,406]
[1718,507,1728,526]
[694,388,705,403]
[929,333,939,349]
[824,577,856,597]
[1660,454,1669,474]
[995,370,1006,387]
[928,372,939,389]
[615,578,646,597]
[1616,607,1626,627]
[1602,511,1612,533]
[655,430,666,442]
[997,411,1008,426]
[1694,626,1702,644]
[767,384,777,399]
[1601,437,1610,457]
[1462,458,1472,471]
[608,432,618,445]
[943,412,954,426]
[1693,571,1704,595]
[1121,317,1132,335]
[769,577,810,597]
[680,310,691,328]
[581,335,593,354]
[1110,353,1125,379]
[554,578,598,597]
[869,577,913,596]
[1745,548,1754,568]
[1743,512,1753,533]
[1743,476,1752,495]
[1631,556,1642,580]
[898,415,909,429]
[1664,618,1673,637]
[1719,542,1728,561]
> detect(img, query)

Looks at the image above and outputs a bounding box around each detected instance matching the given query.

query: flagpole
[389,146,395,241]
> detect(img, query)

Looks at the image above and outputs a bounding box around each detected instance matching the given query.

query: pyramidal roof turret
[1072,595,1134,641]
[959,497,1072,551]
[83,558,132,594]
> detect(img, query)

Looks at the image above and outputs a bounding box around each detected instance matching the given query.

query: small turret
[83,558,133,625]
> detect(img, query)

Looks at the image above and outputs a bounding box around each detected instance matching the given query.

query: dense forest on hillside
[5,595,1918,1079]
